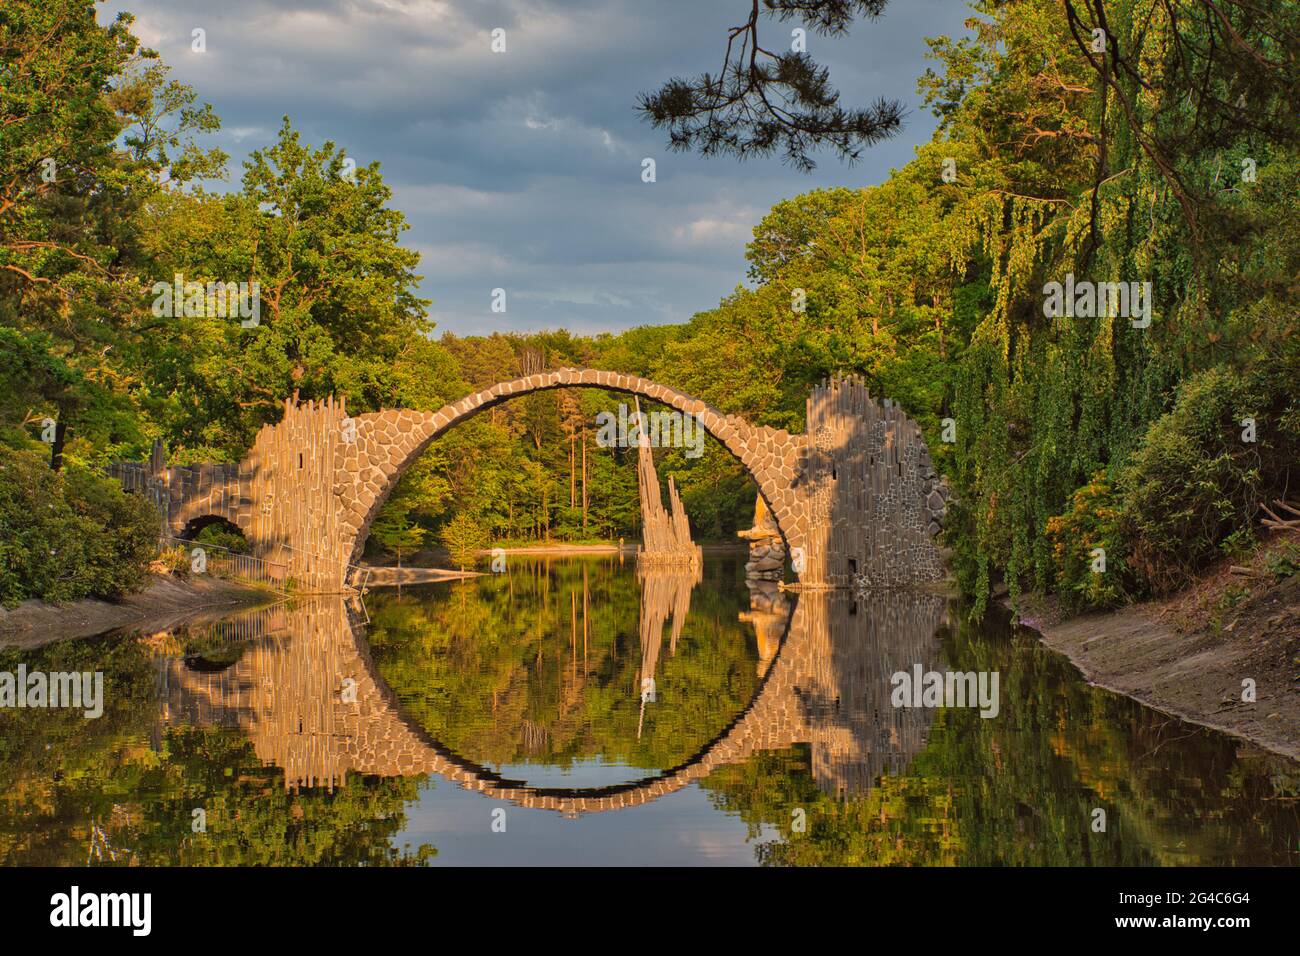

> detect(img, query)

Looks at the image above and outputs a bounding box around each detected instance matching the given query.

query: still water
[2,555,1297,866]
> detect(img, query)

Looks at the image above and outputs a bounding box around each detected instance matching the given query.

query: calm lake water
[2,554,1298,866]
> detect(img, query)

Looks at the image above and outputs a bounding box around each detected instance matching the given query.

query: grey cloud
[105,0,974,334]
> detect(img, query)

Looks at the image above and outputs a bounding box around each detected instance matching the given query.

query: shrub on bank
[1117,360,1298,596]
[1043,347,1298,609]
[441,514,487,571]
[153,543,192,580]
[1045,472,1129,611]
[0,446,160,607]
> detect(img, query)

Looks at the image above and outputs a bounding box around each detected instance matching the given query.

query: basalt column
[634,398,701,569]
[798,377,945,589]
[242,395,351,591]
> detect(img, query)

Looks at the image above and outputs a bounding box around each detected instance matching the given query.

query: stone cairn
[737,494,786,580]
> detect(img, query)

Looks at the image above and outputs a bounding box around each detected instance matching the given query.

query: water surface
[2,555,1297,866]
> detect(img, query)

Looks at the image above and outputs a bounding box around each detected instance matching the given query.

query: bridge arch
[112,370,948,591]
[178,514,246,542]
[338,369,807,576]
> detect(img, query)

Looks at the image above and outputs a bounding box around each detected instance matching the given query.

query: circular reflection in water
[364,555,768,789]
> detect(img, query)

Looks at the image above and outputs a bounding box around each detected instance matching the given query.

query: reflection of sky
[487,757,666,789]
[100,0,973,336]
[396,766,778,866]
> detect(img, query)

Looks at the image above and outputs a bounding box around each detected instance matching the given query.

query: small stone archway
[111,370,947,591]
[177,514,246,542]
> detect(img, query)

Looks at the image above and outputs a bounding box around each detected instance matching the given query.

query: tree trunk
[933,293,945,358]
[49,421,66,472]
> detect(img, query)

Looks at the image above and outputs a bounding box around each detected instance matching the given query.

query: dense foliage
[0,446,158,606]
[1,0,1294,614]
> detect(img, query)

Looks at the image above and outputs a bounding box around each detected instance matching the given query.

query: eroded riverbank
[1022,556,1300,762]
[0,574,274,650]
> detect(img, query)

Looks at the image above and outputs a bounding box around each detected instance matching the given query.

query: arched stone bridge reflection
[154,584,950,815]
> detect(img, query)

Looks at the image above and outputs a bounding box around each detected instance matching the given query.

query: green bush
[0,446,160,607]
[1118,364,1296,595]
[1045,472,1129,610]
[155,543,192,579]
[193,523,249,553]
[1264,542,1300,580]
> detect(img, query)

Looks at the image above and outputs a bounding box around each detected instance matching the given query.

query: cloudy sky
[102,0,973,336]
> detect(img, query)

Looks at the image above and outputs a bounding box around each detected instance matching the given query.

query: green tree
[137,117,444,456]
[0,445,158,606]
[441,514,486,571]
[369,507,426,568]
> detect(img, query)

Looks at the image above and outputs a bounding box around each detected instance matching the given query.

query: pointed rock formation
[634,397,701,568]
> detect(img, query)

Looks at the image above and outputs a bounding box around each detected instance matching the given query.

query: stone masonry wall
[112,370,947,591]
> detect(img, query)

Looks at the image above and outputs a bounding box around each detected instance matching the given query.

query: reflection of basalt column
[718,587,949,803]
[636,565,701,740]
[158,599,362,791]
[737,495,786,580]
[777,589,949,798]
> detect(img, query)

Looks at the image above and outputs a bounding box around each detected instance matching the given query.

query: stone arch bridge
[112,369,946,589]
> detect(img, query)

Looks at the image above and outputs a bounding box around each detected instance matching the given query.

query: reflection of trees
[366,556,761,774]
[0,630,432,866]
[6,563,1299,865]
[704,603,1300,867]
[716,587,948,804]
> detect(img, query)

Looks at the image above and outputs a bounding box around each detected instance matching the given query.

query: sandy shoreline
[360,566,481,585]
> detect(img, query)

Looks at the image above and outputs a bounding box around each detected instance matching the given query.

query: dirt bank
[0,574,275,650]
[1021,535,1300,761]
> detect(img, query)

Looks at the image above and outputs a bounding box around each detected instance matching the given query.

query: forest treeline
[1,0,1295,612]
